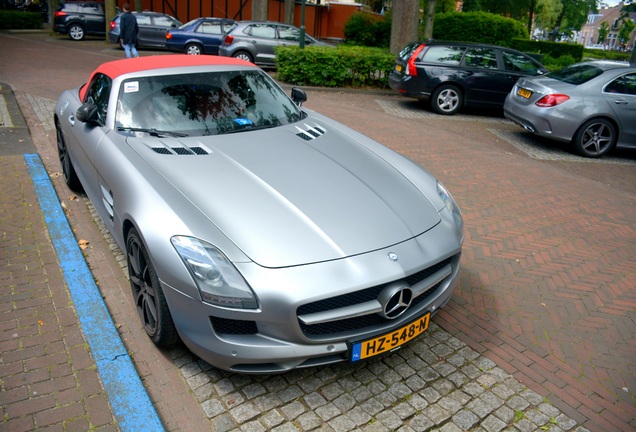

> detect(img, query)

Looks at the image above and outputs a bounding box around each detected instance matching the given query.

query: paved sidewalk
[1,32,634,430]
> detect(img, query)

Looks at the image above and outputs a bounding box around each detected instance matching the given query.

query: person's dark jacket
[120,11,138,45]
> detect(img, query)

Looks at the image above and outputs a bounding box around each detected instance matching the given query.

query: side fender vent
[296,124,326,141]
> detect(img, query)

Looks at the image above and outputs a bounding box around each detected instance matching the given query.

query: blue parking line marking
[24,154,164,432]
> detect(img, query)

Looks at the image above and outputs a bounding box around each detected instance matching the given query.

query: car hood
[128,122,441,268]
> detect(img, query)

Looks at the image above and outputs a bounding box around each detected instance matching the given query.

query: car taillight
[166,31,172,40]
[54,11,67,17]
[406,44,425,76]
[109,21,116,30]
[535,94,570,107]
[224,35,234,45]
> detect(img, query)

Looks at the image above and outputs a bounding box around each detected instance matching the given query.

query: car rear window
[547,63,604,85]
[397,42,423,62]
[421,46,464,66]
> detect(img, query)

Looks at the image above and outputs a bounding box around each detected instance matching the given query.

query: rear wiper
[117,127,189,138]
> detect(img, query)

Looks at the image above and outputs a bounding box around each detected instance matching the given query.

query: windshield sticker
[234,118,253,126]
[124,81,139,93]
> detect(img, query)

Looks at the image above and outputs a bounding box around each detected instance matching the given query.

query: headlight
[171,236,257,309]
[437,181,463,236]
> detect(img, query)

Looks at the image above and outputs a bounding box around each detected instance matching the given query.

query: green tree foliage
[432,12,529,45]
[421,0,457,13]
[597,21,609,44]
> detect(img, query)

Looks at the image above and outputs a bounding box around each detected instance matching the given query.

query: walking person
[120,3,139,58]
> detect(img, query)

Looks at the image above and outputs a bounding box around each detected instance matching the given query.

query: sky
[601,0,623,6]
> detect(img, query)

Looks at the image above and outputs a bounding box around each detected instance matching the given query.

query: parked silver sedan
[504,61,636,157]
[54,55,464,373]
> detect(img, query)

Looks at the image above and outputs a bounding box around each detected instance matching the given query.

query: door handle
[614,100,628,105]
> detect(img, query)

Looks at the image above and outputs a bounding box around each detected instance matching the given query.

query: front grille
[211,317,258,335]
[297,257,453,337]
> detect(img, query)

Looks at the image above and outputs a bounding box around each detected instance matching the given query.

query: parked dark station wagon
[389,40,548,115]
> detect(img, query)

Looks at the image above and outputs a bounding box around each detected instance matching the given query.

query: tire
[126,228,178,347]
[185,43,202,55]
[67,23,85,41]
[431,84,463,115]
[232,50,253,63]
[55,120,82,191]
[573,118,616,158]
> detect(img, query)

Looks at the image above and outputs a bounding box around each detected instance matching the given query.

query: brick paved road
[1,30,635,431]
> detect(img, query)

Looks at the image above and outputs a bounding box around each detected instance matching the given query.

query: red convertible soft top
[80,54,252,101]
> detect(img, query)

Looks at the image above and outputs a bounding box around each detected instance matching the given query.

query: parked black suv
[53,1,112,41]
[389,40,548,115]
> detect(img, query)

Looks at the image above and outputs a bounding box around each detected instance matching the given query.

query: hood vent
[152,146,208,155]
[296,124,326,141]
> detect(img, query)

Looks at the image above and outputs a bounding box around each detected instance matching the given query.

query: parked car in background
[504,60,636,158]
[108,11,181,50]
[54,54,463,373]
[165,17,236,55]
[218,21,328,66]
[389,40,548,115]
[53,1,114,40]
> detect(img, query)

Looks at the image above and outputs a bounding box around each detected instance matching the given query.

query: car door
[151,14,179,48]
[604,72,636,146]
[82,3,104,35]
[501,49,546,88]
[245,24,279,65]
[135,13,154,48]
[67,73,110,211]
[277,25,304,47]
[197,20,226,54]
[461,46,509,107]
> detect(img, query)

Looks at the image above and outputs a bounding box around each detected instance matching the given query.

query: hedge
[275,45,395,88]
[510,39,584,62]
[430,12,529,46]
[0,10,42,29]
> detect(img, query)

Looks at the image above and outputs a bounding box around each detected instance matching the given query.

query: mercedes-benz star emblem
[378,285,413,319]
[388,252,399,262]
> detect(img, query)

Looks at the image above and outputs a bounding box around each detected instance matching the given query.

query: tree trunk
[527,0,536,35]
[284,0,294,24]
[390,0,420,54]
[252,0,268,21]
[423,0,437,39]
[104,0,117,38]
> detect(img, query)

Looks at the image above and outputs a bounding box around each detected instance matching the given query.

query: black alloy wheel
[55,120,82,191]
[126,227,178,346]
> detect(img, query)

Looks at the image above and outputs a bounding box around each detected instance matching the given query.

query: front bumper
[162,222,462,373]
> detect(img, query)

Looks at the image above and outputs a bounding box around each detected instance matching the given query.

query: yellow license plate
[350,313,430,362]
[517,88,532,99]
[395,64,403,73]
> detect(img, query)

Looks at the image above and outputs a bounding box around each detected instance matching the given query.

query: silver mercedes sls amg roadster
[55,55,464,373]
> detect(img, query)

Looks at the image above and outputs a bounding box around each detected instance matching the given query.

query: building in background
[576,2,636,50]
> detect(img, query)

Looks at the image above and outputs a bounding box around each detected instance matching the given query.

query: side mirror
[76,103,99,124]
[291,87,307,107]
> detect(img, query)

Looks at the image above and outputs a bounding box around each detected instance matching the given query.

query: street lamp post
[299,0,306,49]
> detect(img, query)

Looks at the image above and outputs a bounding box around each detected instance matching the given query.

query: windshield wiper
[117,127,189,138]
[219,123,279,135]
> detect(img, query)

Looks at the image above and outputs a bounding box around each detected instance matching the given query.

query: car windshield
[116,69,304,136]
[546,63,604,85]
